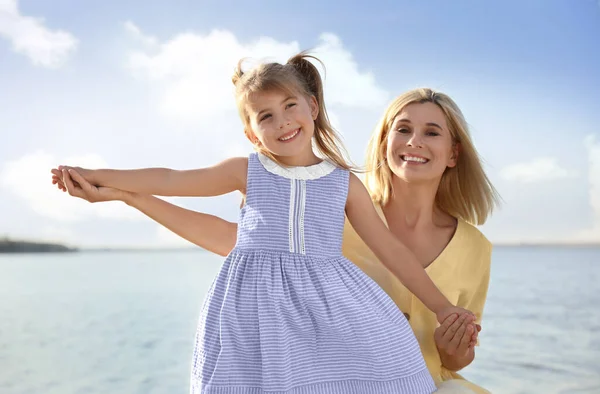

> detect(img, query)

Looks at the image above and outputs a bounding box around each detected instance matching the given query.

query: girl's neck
[274,148,321,167]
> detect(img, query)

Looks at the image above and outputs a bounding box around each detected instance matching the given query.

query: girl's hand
[61,168,126,203]
[51,171,67,192]
[434,313,480,358]
[436,306,476,326]
[51,166,92,192]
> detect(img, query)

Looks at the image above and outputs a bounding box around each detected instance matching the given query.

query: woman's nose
[406,132,423,148]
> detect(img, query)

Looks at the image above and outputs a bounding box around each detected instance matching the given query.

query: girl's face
[386,102,458,184]
[246,89,318,164]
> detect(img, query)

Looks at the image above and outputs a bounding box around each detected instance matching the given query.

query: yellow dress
[342,205,491,394]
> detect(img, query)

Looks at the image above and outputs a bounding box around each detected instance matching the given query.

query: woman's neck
[383,177,449,229]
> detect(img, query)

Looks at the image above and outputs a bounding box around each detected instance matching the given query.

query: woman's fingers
[442,312,470,343]
[446,318,469,355]
[455,323,473,356]
[438,314,459,337]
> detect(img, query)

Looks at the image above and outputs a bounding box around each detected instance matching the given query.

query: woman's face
[385,102,458,184]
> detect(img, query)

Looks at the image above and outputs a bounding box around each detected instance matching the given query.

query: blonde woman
[343,88,499,393]
[54,88,498,393]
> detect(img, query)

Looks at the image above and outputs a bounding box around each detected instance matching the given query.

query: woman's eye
[286,103,296,109]
[396,128,410,133]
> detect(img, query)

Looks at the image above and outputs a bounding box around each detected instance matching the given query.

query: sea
[1,246,599,394]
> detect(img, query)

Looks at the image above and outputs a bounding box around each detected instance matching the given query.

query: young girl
[52,52,473,394]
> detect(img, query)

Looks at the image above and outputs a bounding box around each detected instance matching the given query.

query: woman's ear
[448,142,460,168]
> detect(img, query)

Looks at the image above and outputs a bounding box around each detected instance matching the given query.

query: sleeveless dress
[190,153,436,394]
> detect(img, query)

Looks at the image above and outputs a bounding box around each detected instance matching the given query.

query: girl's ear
[309,95,319,120]
[244,128,261,145]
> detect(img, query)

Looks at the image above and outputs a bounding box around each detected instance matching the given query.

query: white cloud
[314,33,389,108]
[125,24,389,123]
[0,151,144,222]
[499,157,574,183]
[123,20,157,47]
[0,0,78,68]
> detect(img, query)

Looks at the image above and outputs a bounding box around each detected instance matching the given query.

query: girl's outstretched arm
[62,168,238,256]
[51,157,248,197]
[122,193,237,256]
[345,173,473,324]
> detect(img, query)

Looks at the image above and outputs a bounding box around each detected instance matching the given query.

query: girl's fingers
[68,169,91,192]
[62,169,81,198]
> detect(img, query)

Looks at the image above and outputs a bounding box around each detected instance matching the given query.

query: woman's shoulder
[446,219,493,275]
[457,218,492,251]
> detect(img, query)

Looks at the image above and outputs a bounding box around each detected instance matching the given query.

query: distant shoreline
[493,242,600,248]
[1,238,598,254]
[0,239,77,254]
[71,242,600,252]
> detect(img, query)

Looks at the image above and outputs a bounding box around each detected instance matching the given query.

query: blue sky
[1,0,599,247]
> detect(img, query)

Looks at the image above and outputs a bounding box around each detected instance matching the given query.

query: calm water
[0,246,598,394]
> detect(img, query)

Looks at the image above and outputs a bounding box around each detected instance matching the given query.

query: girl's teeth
[402,155,428,163]
[280,129,299,141]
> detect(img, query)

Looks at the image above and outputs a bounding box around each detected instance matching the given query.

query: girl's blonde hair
[365,88,500,225]
[232,51,353,170]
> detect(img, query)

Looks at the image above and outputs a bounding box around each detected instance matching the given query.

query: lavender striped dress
[191,153,436,394]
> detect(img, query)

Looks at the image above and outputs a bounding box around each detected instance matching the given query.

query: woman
[54,88,499,393]
[342,88,499,393]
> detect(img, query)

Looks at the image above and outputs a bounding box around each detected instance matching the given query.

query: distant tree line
[0,237,77,253]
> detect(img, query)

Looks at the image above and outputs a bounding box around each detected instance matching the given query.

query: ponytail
[231,58,245,86]
[233,51,355,171]
[286,52,354,171]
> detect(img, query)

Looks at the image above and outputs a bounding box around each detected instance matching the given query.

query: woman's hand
[434,312,481,371]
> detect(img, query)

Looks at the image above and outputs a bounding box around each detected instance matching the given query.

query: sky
[0,0,599,248]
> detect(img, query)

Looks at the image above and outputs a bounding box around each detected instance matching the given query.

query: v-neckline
[376,205,461,272]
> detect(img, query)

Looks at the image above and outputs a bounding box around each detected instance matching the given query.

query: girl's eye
[286,103,296,109]
[260,114,272,122]
[396,128,410,133]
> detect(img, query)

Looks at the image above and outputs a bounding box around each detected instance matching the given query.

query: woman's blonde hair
[232,51,353,170]
[365,88,500,225]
